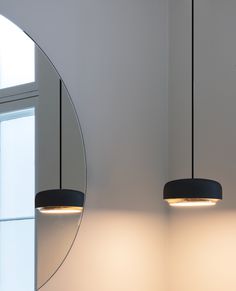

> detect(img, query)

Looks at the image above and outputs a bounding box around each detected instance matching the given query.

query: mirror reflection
[0,15,86,291]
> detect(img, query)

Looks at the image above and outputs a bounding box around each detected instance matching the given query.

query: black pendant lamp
[35,80,85,214]
[163,0,222,207]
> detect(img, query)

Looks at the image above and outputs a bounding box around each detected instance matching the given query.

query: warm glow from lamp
[37,206,83,214]
[166,198,219,207]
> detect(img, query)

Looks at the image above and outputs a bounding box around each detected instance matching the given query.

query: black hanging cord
[59,79,62,189]
[191,0,195,179]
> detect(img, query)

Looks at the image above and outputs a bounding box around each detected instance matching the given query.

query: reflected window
[0,15,35,89]
[0,108,35,219]
[0,15,36,291]
[0,220,35,291]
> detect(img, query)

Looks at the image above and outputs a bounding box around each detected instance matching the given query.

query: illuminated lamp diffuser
[164,178,222,207]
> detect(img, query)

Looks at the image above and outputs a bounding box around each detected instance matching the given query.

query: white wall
[169,0,236,290]
[0,1,169,291]
[3,0,236,290]
[3,1,236,290]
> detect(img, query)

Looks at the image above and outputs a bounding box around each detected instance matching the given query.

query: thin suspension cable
[59,79,62,188]
[191,0,195,178]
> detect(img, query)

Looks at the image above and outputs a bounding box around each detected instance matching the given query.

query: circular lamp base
[163,178,222,207]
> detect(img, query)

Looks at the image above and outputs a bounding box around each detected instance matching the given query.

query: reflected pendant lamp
[163,0,222,207]
[35,80,85,214]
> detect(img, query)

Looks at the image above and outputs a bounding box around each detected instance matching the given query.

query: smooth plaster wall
[0,1,169,291]
[169,0,236,290]
[2,1,236,290]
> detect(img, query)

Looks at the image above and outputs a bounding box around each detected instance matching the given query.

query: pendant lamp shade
[35,80,85,214]
[35,189,85,214]
[164,179,222,207]
[163,0,223,206]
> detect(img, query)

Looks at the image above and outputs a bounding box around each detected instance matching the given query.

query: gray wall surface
[3,0,236,290]
[0,1,169,291]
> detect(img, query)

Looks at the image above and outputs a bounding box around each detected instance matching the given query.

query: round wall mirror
[0,15,86,290]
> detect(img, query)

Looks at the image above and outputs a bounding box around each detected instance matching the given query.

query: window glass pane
[0,108,35,219]
[0,15,35,89]
[0,219,35,291]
